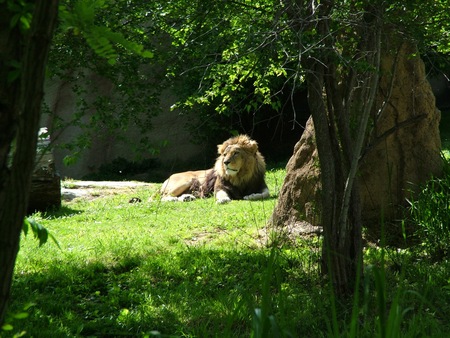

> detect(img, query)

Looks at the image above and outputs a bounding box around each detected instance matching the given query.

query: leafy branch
[59,0,153,65]
[23,218,60,248]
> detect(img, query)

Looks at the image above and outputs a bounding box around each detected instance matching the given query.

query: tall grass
[407,155,450,259]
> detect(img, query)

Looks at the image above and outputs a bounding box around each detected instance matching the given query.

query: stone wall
[42,72,206,179]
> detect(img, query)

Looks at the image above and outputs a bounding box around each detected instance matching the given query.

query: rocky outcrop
[360,42,442,223]
[272,41,442,229]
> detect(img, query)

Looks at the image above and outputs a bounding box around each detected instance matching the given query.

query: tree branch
[361,114,427,159]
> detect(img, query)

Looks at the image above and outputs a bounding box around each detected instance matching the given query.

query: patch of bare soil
[61,181,156,202]
[256,221,323,246]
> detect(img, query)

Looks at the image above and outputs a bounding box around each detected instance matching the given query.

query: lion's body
[160,135,269,203]
[160,169,213,199]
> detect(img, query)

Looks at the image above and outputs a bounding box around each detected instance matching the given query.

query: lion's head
[214,135,266,186]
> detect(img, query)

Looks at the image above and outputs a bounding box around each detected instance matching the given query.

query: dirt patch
[61,181,156,202]
[256,221,323,247]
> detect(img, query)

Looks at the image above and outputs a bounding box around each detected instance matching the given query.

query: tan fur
[160,169,212,197]
[160,135,269,203]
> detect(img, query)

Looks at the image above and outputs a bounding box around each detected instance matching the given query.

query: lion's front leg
[215,190,231,204]
[243,187,270,201]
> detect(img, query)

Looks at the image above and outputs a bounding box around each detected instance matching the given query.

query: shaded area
[8,242,450,337]
[9,246,324,337]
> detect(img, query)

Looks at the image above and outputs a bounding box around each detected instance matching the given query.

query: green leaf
[23,302,36,311]
[22,218,29,236]
[13,312,29,320]
[2,324,13,331]
[23,218,60,248]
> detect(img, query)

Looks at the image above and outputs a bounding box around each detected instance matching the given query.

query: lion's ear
[217,142,228,154]
[247,140,258,154]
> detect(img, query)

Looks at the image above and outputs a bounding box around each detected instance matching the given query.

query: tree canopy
[45,0,450,155]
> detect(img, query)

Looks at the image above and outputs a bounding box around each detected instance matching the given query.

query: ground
[61,180,156,202]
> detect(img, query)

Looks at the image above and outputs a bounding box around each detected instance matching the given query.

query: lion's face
[221,145,245,176]
[214,134,265,187]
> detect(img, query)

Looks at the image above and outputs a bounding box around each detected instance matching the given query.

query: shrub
[408,157,450,259]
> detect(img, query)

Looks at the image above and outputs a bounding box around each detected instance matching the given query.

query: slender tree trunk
[0,0,59,325]
[307,3,382,295]
[277,0,383,295]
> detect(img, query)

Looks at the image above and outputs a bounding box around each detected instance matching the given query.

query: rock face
[360,42,442,223]
[272,42,442,229]
[270,117,321,229]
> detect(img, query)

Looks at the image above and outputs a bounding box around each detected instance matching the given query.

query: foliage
[1,0,33,32]
[165,1,289,111]
[389,0,450,55]
[59,0,153,65]
[47,0,160,164]
[1,302,34,337]
[22,218,59,248]
[156,0,302,143]
[407,156,450,259]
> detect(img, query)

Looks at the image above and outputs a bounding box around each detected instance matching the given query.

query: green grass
[5,165,450,337]
[440,110,450,158]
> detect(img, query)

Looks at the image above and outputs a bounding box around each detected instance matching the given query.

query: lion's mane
[200,135,268,200]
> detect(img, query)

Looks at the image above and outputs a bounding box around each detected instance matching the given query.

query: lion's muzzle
[225,168,238,176]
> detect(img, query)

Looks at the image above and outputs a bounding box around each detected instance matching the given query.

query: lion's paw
[216,196,231,204]
[161,196,179,202]
[245,193,263,201]
[215,190,231,204]
[179,194,196,202]
[243,190,270,201]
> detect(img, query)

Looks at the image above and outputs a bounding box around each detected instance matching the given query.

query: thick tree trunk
[0,0,59,325]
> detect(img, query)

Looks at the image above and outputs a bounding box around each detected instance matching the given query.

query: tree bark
[274,0,386,295]
[0,0,59,325]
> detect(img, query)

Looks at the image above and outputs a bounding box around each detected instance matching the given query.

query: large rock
[272,42,442,229]
[360,42,442,223]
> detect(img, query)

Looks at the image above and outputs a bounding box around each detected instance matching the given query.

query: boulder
[272,41,442,229]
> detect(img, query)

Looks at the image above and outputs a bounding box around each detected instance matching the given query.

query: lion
[160,135,270,204]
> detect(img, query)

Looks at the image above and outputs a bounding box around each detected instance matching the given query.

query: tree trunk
[0,0,59,325]
[273,1,386,295]
[29,137,61,213]
[303,1,372,296]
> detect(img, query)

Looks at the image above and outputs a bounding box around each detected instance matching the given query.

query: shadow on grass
[29,205,83,219]
[9,241,450,337]
[9,246,320,337]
